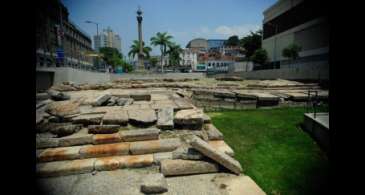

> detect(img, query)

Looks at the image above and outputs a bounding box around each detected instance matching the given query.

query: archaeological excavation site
[36,77,328,194]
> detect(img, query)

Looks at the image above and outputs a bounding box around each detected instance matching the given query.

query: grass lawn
[207,106,329,195]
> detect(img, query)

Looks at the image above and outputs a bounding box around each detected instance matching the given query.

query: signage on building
[56,48,64,60]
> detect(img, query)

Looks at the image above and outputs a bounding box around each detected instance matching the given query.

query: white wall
[36,67,206,86]
[37,67,111,85]
[262,17,328,62]
[211,62,329,80]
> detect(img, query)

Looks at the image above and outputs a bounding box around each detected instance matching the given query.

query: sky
[61,0,276,57]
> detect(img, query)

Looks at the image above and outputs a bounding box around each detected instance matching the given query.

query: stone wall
[211,62,329,81]
[37,67,111,86]
[110,72,205,81]
[36,67,206,89]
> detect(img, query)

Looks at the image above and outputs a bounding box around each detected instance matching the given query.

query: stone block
[58,129,93,147]
[46,100,80,117]
[130,93,151,101]
[102,110,128,125]
[92,94,111,106]
[36,137,59,149]
[72,113,104,125]
[208,140,234,157]
[153,152,173,165]
[88,125,120,134]
[218,101,235,110]
[94,154,154,170]
[37,146,83,162]
[189,136,242,175]
[92,133,122,144]
[94,156,121,171]
[37,158,96,177]
[79,142,130,158]
[160,159,220,176]
[172,146,204,160]
[130,138,181,155]
[157,108,174,130]
[204,124,224,140]
[173,98,194,111]
[120,154,154,168]
[128,109,157,127]
[174,109,204,130]
[141,173,168,194]
[120,128,160,142]
[203,114,211,123]
[213,90,236,98]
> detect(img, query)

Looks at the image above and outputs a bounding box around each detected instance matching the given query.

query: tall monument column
[136,6,144,71]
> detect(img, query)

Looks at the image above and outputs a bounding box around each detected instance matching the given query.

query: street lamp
[85,20,99,36]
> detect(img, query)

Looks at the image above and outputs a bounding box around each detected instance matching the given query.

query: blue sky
[62,0,276,57]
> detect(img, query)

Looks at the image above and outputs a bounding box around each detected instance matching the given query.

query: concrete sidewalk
[37,168,266,195]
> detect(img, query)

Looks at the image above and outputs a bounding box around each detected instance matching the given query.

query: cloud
[215,24,261,37]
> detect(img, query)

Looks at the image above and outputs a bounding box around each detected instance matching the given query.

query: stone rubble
[160,159,220,176]
[188,135,242,175]
[88,124,120,134]
[157,107,174,130]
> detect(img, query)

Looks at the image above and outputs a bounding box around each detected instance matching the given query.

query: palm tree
[128,40,152,60]
[150,32,173,73]
[167,43,183,68]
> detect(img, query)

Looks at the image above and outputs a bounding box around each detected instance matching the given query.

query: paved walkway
[37,167,265,195]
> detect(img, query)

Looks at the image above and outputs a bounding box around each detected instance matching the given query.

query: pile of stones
[36,88,243,187]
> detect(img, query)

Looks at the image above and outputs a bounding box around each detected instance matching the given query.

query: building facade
[186,38,208,52]
[94,27,122,53]
[262,0,329,68]
[36,0,94,68]
[179,49,198,70]
[207,39,226,50]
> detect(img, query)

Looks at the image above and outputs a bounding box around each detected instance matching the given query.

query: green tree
[282,43,302,62]
[128,40,152,59]
[251,48,268,65]
[120,58,133,72]
[167,43,183,67]
[225,35,240,46]
[99,47,123,68]
[150,32,173,73]
[149,56,159,68]
[240,30,262,58]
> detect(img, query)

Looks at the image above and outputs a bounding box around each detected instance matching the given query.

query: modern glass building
[207,39,226,49]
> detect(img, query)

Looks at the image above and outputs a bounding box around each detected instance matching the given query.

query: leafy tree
[167,43,183,67]
[240,30,262,58]
[251,48,268,65]
[150,32,173,73]
[99,47,123,68]
[120,58,133,72]
[149,56,159,68]
[282,43,302,61]
[128,40,152,59]
[225,35,239,46]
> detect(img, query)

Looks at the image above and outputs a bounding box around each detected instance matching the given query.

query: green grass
[208,106,329,195]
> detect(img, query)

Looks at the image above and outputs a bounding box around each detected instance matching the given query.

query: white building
[179,49,197,69]
[262,0,329,67]
[93,27,122,53]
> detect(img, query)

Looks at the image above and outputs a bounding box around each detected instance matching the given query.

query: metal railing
[306,90,320,118]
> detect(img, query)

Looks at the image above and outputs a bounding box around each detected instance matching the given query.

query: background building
[186,38,208,52]
[207,39,226,50]
[179,49,198,70]
[262,0,329,68]
[94,27,122,53]
[36,0,94,68]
